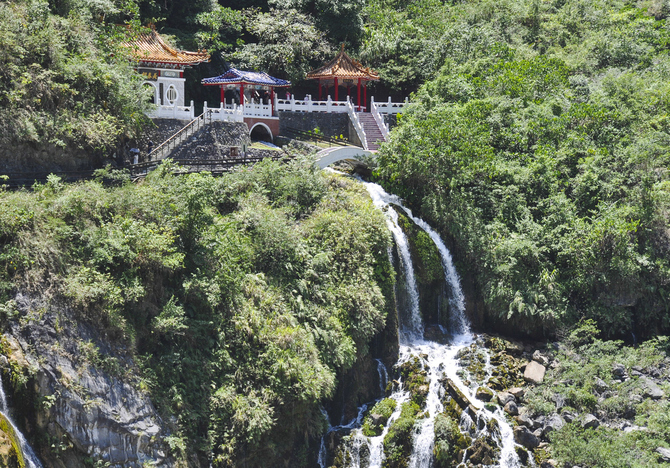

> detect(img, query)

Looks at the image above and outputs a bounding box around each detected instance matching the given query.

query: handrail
[346,98,368,150]
[283,127,349,146]
[148,110,211,161]
[370,97,390,140]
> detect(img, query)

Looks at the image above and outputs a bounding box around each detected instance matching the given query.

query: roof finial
[340,43,345,52]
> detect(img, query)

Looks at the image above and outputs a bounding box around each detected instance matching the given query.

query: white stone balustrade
[204,102,244,122]
[149,101,196,120]
[275,95,350,113]
[371,96,408,115]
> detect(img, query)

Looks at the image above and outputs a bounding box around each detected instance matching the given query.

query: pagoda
[124,26,210,108]
[201,68,291,114]
[307,45,379,111]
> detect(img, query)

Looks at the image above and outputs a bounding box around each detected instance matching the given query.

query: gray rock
[553,393,566,410]
[624,425,648,433]
[612,363,627,380]
[641,377,665,400]
[370,413,385,426]
[533,350,549,366]
[514,426,540,449]
[514,413,535,428]
[508,387,525,400]
[497,392,515,406]
[594,377,609,393]
[524,360,547,384]
[476,386,494,402]
[504,401,519,416]
[582,414,600,429]
[6,296,171,468]
[561,411,576,423]
[655,447,670,461]
[542,414,566,437]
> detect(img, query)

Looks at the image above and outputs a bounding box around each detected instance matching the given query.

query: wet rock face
[5,295,170,467]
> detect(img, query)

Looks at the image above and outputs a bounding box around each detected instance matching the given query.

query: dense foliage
[376,0,670,338]
[0,0,149,153]
[0,159,394,466]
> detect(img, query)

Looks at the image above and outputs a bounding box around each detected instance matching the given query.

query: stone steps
[357,113,386,150]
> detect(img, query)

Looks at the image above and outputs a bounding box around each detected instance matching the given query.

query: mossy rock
[0,413,25,468]
[433,412,470,468]
[362,399,397,437]
[396,356,429,408]
[383,402,420,468]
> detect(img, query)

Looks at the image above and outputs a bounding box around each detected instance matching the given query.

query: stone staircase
[357,113,386,151]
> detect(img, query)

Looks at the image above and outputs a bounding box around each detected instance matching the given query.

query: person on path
[130,147,139,165]
[147,140,154,159]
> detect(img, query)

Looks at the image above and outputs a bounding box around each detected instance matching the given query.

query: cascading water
[0,379,43,468]
[319,175,524,468]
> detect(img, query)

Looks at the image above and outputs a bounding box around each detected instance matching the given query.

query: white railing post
[371,98,389,140]
[347,100,368,150]
[190,101,195,120]
[290,96,296,112]
[327,96,332,113]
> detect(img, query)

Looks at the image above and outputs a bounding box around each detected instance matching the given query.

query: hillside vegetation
[376,0,670,339]
[0,160,394,466]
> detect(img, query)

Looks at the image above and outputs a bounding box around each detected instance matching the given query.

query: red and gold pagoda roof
[307,46,379,81]
[124,27,210,66]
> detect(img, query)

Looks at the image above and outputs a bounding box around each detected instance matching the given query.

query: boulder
[497,392,515,406]
[532,350,549,366]
[524,361,546,384]
[475,387,494,402]
[612,363,627,380]
[655,447,670,462]
[594,377,609,393]
[641,377,665,400]
[504,401,519,416]
[508,387,525,400]
[370,413,385,426]
[505,340,525,356]
[514,426,540,449]
[542,414,565,437]
[514,413,537,429]
[582,414,600,430]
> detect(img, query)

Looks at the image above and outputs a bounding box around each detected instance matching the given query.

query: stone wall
[278,112,350,141]
[157,121,251,161]
[0,143,104,175]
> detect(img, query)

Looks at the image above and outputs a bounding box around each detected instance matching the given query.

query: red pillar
[334,77,338,101]
[319,79,322,101]
[240,83,245,105]
[357,78,361,111]
[364,82,368,112]
[220,86,224,105]
[271,88,275,116]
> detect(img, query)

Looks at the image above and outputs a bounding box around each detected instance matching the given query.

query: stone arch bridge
[314,146,375,169]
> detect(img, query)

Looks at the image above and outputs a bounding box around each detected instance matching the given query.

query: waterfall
[364,182,423,342]
[0,379,43,468]
[323,175,521,468]
[375,360,388,397]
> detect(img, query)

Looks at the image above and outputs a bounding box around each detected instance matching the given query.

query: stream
[319,176,524,468]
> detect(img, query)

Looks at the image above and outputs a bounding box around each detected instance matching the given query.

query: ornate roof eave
[123,25,210,67]
[306,46,380,81]
[201,68,291,88]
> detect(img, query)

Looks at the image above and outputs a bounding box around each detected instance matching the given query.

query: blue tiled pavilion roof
[201,68,291,87]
